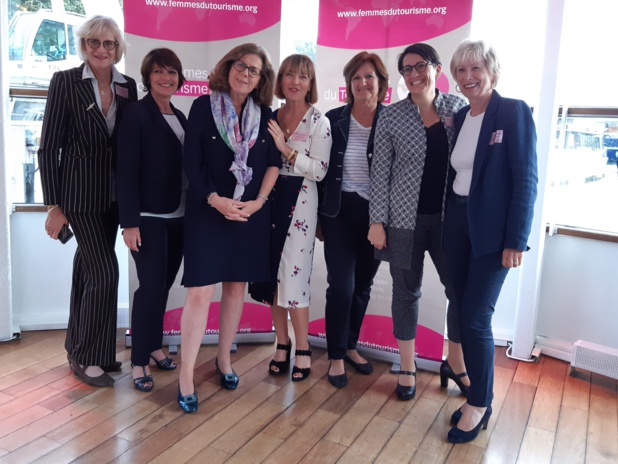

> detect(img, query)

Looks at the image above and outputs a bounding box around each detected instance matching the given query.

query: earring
[455,84,461,93]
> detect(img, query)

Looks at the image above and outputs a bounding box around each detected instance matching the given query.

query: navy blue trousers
[442,195,509,407]
[129,216,183,366]
[321,192,381,360]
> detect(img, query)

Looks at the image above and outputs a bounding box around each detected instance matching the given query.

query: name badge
[490,130,504,145]
[115,84,129,99]
[290,132,309,143]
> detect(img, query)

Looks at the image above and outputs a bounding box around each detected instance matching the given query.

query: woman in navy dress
[177,43,279,413]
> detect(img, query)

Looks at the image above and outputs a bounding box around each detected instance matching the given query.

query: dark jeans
[321,192,381,360]
[130,216,184,366]
[443,194,509,407]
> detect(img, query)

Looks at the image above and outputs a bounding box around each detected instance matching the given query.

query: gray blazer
[369,90,466,268]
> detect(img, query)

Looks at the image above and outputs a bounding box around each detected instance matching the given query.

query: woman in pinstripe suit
[38,16,137,387]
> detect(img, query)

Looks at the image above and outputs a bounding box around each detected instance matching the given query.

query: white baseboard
[534,335,573,362]
[16,305,130,331]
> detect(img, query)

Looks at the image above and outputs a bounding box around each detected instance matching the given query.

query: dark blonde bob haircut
[208,43,275,107]
[274,54,318,105]
[343,51,389,104]
[75,15,125,65]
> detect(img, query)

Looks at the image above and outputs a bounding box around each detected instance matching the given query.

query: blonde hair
[450,39,500,87]
[75,15,125,65]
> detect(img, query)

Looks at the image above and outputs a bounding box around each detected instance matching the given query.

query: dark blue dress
[182,95,281,286]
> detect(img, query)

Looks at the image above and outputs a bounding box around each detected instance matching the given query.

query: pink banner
[318,0,471,49]
[124,1,281,340]
[311,0,473,363]
[125,0,280,42]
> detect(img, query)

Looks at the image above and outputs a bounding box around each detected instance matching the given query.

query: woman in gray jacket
[368,43,468,400]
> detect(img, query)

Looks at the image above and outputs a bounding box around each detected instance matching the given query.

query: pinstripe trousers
[65,204,119,366]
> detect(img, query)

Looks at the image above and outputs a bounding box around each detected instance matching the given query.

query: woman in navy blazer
[38,16,137,388]
[318,52,388,388]
[117,48,187,392]
[443,40,538,443]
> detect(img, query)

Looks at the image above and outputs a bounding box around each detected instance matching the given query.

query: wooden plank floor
[0,329,616,464]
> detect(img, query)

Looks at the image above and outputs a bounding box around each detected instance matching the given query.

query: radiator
[570,340,618,380]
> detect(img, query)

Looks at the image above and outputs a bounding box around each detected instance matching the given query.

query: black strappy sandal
[269,338,292,375]
[291,344,312,382]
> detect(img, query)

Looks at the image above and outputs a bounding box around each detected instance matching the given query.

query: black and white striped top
[342,115,372,200]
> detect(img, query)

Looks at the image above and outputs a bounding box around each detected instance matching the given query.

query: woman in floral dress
[250,54,331,381]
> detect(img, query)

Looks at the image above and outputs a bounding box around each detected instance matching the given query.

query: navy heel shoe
[396,370,416,400]
[215,358,239,390]
[451,406,463,425]
[447,405,492,443]
[150,354,177,370]
[440,360,469,397]
[177,386,198,413]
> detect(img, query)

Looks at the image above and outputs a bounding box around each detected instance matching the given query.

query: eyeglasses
[233,60,261,78]
[85,39,118,51]
[400,62,432,76]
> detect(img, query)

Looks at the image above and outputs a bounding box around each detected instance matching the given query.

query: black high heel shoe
[447,405,492,443]
[269,338,292,375]
[396,370,416,400]
[177,386,198,413]
[215,358,239,390]
[440,360,469,397]
[150,353,177,370]
[291,344,312,382]
[132,365,154,392]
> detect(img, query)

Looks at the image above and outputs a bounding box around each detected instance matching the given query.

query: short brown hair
[140,48,185,92]
[208,43,275,107]
[343,52,389,104]
[274,54,317,105]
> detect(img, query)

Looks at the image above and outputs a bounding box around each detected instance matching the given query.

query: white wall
[536,234,618,351]
[10,211,130,330]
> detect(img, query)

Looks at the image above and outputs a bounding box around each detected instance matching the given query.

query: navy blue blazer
[319,103,384,217]
[451,90,538,256]
[116,92,187,228]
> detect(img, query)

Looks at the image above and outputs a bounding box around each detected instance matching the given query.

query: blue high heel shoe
[450,407,463,425]
[177,386,198,413]
[215,358,239,390]
[447,405,492,443]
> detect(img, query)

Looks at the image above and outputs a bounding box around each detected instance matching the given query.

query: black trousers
[321,192,381,360]
[65,204,119,366]
[129,216,184,366]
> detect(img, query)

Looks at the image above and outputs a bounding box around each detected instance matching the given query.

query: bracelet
[47,205,58,213]
[287,149,298,161]
[257,194,268,203]
[206,192,217,206]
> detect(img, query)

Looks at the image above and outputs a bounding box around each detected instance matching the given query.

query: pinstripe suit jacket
[38,64,138,213]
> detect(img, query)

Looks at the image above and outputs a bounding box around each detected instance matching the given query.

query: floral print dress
[275,106,331,308]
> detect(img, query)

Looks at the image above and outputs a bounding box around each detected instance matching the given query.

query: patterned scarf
[210,90,261,200]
